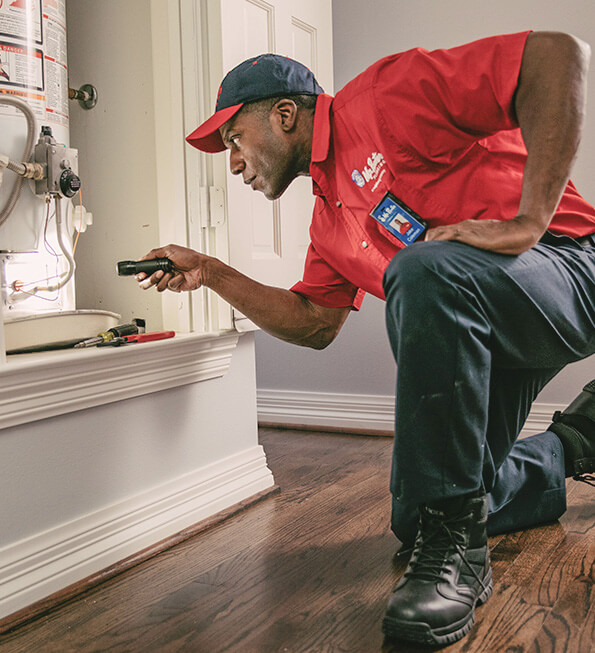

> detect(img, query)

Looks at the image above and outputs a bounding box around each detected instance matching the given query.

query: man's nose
[229,149,244,175]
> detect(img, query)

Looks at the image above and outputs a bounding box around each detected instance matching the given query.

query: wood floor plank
[451,583,549,653]
[530,554,594,653]
[0,428,593,653]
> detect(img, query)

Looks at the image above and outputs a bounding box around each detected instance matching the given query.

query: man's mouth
[244,175,257,188]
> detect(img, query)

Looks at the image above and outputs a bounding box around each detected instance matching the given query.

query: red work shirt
[291,31,595,309]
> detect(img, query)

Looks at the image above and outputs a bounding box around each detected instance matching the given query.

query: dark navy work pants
[382,236,595,545]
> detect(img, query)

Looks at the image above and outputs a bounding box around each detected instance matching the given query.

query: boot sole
[382,569,494,646]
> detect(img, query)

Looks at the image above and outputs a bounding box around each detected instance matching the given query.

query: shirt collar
[310,93,333,165]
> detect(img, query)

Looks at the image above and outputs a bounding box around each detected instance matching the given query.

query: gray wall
[255,0,595,404]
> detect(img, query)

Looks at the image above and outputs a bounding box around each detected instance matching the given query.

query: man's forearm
[202,257,347,349]
[139,244,349,348]
[515,32,591,233]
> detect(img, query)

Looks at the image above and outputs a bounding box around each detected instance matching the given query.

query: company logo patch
[351,153,387,191]
[351,169,365,187]
[363,152,385,184]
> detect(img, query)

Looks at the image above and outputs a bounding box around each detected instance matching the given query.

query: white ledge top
[1,331,239,431]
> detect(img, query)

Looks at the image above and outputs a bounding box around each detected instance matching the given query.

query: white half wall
[0,333,275,620]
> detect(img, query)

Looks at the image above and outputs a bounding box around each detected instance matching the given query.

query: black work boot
[549,380,595,485]
[382,492,493,647]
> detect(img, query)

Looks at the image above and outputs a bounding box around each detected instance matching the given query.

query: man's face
[220,106,298,200]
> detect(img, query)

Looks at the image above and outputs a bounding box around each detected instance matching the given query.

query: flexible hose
[34,196,75,293]
[0,94,37,227]
[6,159,26,176]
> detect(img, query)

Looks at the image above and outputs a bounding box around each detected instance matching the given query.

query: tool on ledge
[133,317,146,333]
[97,330,176,347]
[74,323,139,348]
[117,258,174,277]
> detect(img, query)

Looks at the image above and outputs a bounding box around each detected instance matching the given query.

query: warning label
[0,0,43,45]
[44,51,67,124]
[0,0,67,127]
[0,40,44,90]
[43,0,66,26]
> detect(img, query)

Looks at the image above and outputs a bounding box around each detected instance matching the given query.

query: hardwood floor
[1,427,593,653]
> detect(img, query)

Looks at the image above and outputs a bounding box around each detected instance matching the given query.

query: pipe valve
[33,125,80,198]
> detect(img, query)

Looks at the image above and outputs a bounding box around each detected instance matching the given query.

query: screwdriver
[74,323,139,348]
[97,331,175,347]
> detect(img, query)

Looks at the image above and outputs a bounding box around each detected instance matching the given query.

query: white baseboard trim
[257,389,564,438]
[258,389,396,433]
[520,402,563,437]
[0,445,274,620]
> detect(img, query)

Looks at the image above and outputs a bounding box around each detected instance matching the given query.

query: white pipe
[0,95,38,227]
[34,197,75,293]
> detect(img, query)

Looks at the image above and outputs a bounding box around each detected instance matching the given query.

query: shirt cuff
[290,283,365,310]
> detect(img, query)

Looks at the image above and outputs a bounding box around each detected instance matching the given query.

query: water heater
[0,0,76,316]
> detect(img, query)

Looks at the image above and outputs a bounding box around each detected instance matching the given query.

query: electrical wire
[34,196,75,292]
[43,197,59,258]
[12,286,60,302]
[7,198,59,299]
[12,196,74,295]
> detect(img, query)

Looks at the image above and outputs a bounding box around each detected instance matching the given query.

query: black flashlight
[117,258,174,276]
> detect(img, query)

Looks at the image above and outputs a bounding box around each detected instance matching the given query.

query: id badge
[370,192,427,246]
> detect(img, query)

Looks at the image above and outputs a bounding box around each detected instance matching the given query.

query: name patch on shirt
[370,192,427,246]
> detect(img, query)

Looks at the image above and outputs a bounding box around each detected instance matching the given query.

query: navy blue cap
[186,53,324,153]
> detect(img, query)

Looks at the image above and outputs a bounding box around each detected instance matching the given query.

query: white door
[219,0,333,329]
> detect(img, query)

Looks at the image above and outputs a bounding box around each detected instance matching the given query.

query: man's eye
[230,136,240,146]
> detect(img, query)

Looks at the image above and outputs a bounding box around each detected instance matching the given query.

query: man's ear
[271,99,298,132]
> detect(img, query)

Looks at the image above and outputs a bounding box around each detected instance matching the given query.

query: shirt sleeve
[290,242,365,310]
[373,31,531,160]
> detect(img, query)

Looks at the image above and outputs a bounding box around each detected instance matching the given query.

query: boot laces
[573,473,595,487]
[405,511,489,592]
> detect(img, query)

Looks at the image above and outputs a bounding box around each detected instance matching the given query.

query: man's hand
[425,215,545,255]
[137,244,209,293]
[135,242,350,349]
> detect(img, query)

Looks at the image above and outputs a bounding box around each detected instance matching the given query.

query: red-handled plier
[123,330,175,343]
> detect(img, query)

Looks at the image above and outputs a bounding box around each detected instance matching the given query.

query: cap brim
[185,103,244,153]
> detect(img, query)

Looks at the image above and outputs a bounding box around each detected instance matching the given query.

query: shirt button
[336,201,342,208]
[362,240,368,248]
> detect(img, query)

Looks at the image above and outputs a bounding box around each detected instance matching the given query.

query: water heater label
[0,0,68,128]
[0,0,42,45]
[0,41,44,90]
